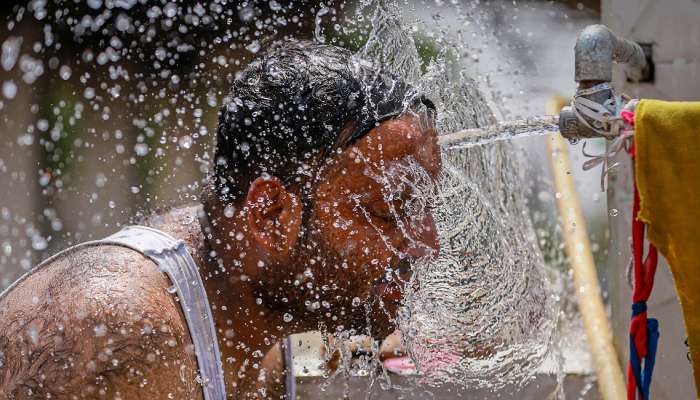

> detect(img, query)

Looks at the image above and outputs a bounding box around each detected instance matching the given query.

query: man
[0,40,441,399]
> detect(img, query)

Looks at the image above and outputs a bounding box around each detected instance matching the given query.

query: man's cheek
[322,217,397,282]
[331,227,360,258]
[326,215,375,259]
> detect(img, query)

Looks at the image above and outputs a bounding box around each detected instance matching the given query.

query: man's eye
[369,202,394,222]
[370,197,411,224]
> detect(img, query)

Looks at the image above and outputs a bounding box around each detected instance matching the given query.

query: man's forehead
[348,113,440,178]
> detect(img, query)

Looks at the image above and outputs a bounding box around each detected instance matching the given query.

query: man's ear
[245,176,303,260]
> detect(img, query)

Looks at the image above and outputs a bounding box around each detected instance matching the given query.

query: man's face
[290,109,442,337]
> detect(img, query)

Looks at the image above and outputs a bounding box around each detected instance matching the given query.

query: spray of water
[333,0,558,391]
[399,162,555,389]
[438,115,560,149]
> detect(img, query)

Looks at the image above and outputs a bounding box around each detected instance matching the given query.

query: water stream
[438,115,560,149]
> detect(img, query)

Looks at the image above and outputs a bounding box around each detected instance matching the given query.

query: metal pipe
[439,25,650,147]
[575,24,648,83]
[556,24,651,141]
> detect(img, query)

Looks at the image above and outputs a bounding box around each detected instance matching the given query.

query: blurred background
[0,0,698,398]
[0,0,600,296]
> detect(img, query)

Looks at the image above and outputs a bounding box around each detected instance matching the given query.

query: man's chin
[370,319,396,341]
[367,282,405,339]
[309,280,405,339]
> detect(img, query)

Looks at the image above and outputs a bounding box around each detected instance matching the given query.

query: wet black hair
[213,40,431,203]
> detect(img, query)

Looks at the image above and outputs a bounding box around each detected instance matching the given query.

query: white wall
[603,0,700,398]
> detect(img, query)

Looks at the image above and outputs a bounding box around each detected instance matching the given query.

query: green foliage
[413,32,441,73]
[39,83,82,181]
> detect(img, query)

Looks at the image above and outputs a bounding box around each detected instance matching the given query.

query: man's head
[209,40,441,337]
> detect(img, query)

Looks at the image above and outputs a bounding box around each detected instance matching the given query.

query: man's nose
[403,214,439,259]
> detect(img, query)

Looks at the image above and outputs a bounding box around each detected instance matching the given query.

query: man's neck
[202,271,285,397]
[197,194,295,396]
[147,199,294,397]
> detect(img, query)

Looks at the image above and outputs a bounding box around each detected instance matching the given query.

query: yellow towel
[635,99,700,397]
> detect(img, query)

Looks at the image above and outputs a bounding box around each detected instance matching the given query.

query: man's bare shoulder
[0,244,201,399]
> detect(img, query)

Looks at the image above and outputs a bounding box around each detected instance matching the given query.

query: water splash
[355,0,422,84]
[399,162,555,389]
[344,0,558,391]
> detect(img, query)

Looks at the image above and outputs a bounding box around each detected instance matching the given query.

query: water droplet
[609,208,619,217]
[283,313,293,323]
[238,5,255,22]
[134,143,149,156]
[83,87,95,100]
[31,235,47,251]
[1,242,11,256]
[2,36,22,71]
[26,327,39,345]
[178,135,193,149]
[94,324,107,337]
[269,1,282,11]
[314,6,330,43]
[2,80,17,99]
[163,2,178,18]
[246,41,260,54]
[95,173,107,188]
[223,205,235,218]
[87,0,102,10]
[59,65,71,80]
[115,14,131,31]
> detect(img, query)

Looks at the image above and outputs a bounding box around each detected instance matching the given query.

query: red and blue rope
[626,126,660,400]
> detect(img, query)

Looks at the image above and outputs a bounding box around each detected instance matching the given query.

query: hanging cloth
[634,99,700,398]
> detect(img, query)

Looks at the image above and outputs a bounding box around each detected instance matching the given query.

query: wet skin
[0,111,441,399]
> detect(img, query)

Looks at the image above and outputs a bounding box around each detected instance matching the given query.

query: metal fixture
[559,24,652,141]
[438,25,652,149]
[574,24,649,83]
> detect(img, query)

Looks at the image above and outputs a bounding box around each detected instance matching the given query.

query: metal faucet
[558,24,652,141]
[438,24,652,149]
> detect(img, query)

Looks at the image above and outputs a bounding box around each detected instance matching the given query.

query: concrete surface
[296,374,599,399]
